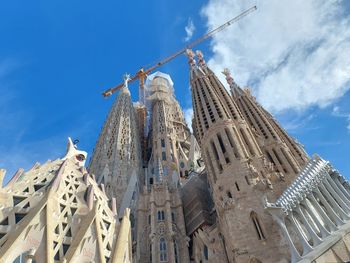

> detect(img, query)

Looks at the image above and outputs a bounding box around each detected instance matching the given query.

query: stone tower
[187,49,300,262]
[136,72,202,263]
[89,75,142,217]
[223,68,308,174]
[0,138,132,263]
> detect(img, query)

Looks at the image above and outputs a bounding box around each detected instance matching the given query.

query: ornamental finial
[186,49,196,66]
[222,68,234,86]
[123,73,131,89]
[196,50,206,67]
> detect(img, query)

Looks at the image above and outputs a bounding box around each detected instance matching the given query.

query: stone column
[295,205,322,246]
[318,184,349,220]
[150,191,157,263]
[314,189,343,226]
[331,174,350,200]
[164,189,175,261]
[324,174,350,208]
[270,213,302,263]
[323,180,350,214]
[308,193,337,232]
[302,199,330,239]
[289,213,313,255]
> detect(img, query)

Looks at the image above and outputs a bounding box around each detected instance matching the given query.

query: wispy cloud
[201,0,350,113]
[332,105,350,131]
[279,112,317,132]
[184,18,195,42]
[184,108,194,132]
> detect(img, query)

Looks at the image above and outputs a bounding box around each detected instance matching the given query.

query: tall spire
[89,76,141,214]
[223,69,307,175]
[222,68,241,97]
[188,50,299,262]
[187,49,261,160]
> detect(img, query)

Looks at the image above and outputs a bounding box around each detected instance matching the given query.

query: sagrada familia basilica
[1,49,350,263]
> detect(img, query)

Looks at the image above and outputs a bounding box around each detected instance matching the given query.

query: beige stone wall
[136,184,190,263]
[0,139,133,263]
[313,231,350,262]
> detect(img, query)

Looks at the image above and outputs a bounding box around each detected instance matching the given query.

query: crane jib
[102,5,257,98]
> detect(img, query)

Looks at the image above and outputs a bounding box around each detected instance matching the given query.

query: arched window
[203,245,209,260]
[251,212,265,240]
[158,210,165,221]
[160,238,167,261]
[174,240,179,263]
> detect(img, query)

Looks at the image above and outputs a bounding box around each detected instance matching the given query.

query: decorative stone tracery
[265,155,350,262]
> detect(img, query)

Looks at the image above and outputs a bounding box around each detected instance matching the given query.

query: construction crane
[102,5,257,102]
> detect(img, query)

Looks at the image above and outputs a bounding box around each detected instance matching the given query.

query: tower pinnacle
[222,68,240,97]
[123,73,131,87]
[186,49,196,67]
[195,50,206,67]
[122,73,131,94]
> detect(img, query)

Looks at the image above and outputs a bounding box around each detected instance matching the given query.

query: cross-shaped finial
[123,73,131,88]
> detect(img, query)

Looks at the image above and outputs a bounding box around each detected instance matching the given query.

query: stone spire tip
[185,49,196,67]
[196,50,206,67]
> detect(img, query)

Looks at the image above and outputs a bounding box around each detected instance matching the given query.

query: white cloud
[201,0,350,113]
[331,105,350,131]
[184,108,194,132]
[184,18,195,42]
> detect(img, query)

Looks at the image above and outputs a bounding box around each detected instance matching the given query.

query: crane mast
[102,5,257,102]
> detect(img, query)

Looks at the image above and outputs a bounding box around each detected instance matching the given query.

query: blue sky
[1,0,349,185]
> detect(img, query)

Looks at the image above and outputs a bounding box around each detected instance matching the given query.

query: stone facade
[135,72,203,263]
[89,81,142,218]
[0,138,132,263]
[1,51,350,263]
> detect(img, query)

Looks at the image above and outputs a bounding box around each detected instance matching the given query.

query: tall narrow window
[251,212,265,240]
[161,139,165,147]
[157,211,161,221]
[174,240,179,263]
[235,182,240,191]
[160,238,167,261]
[171,212,176,222]
[162,152,166,161]
[211,141,219,161]
[217,133,226,154]
[150,244,152,262]
[204,245,209,260]
[240,128,254,155]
